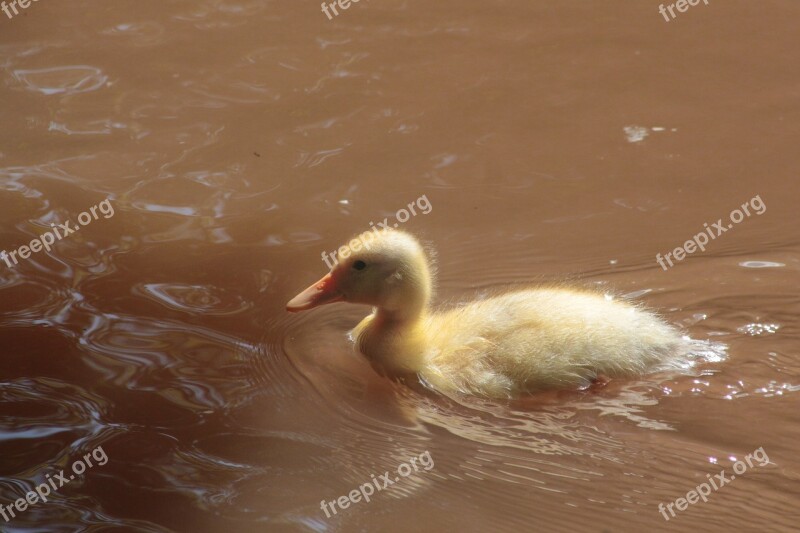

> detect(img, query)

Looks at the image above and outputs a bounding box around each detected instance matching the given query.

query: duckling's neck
[353,256,434,376]
[354,308,429,377]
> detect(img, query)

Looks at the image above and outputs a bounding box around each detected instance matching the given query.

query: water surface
[0,1,798,531]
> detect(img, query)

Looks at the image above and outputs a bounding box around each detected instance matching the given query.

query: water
[0,1,798,531]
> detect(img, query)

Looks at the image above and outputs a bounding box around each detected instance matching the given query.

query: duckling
[287,230,693,398]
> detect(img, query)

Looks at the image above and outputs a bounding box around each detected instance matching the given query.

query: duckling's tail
[655,336,728,374]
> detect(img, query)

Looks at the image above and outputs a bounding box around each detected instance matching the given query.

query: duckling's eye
[353,260,367,271]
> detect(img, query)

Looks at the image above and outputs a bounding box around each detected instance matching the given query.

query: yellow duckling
[287,230,693,398]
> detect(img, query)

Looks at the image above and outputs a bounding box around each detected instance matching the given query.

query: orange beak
[286,273,344,312]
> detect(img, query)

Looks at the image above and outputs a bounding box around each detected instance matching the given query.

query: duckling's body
[288,230,691,398]
[353,288,683,397]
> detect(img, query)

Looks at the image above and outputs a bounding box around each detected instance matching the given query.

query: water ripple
[14,66,108,96]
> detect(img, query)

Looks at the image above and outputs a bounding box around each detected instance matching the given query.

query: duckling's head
[287,230,433,320]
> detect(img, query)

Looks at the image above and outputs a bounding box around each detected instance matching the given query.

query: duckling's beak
[286,273,343,312]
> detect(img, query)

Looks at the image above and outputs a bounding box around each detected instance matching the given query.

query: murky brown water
[1,0,799,531]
